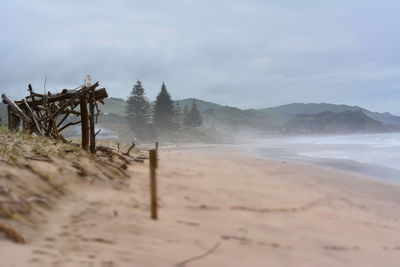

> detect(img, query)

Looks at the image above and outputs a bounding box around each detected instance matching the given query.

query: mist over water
[246,133,400,184]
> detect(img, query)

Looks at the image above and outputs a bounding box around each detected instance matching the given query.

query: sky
[1,0,399,114]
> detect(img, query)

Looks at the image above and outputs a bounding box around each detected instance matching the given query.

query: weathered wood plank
[80,95,89,151]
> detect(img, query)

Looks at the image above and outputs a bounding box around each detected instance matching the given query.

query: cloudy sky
[1,0,399,113]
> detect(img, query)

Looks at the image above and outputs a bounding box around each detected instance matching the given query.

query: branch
[58,120,81,132]
[175,242,220,267]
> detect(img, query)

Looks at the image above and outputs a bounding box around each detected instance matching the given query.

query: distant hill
[260,103,400,127]
[2,96,399,135]
[99,98,400,134]
[175,98,223,112]
[101,97,127,116]
[283,111,386,134]
[260,103,362,118]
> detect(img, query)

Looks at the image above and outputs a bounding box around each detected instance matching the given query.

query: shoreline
[160,142,400,186]
[238,140,400,185]
[199,144,400,190]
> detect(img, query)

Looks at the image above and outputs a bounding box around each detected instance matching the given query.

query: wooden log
[155,142,159,168]
[2,94,32,124]
[7,107,11,130]
[7,108,21,132]
[124,142,136,156]
[80,94,89,151]
[149,149,158,220]
[12,116,21,131]
[52,84,99,119]
[10,86,107,107]
[58,120,81,132]
[22,99,43,135]
[89,98,96,154]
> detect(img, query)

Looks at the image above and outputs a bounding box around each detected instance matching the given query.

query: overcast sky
[1,0,399,113]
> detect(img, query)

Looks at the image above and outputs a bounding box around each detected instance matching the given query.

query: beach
[1,146,400,266]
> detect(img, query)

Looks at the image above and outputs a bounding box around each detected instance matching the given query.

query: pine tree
[183,105,190,128]
[189,99,203,127]
[153,82,174,129]
[126,80,151,127]
[173,101,183,128]
[126,80,156,140]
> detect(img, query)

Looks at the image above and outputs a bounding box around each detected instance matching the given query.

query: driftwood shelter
[2,80,108,154]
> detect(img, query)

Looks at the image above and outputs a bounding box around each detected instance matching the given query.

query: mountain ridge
[283,110,386,134]
[1,98,399,135]
[98,98,400,133]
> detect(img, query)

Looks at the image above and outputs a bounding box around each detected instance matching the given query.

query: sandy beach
[1,146,400,267]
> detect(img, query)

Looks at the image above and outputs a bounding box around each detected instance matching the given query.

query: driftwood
[97,145,145,165]
[2,81,108,154]
[24,155,53,162]
[123,142,136,156]
[175,242,220,267]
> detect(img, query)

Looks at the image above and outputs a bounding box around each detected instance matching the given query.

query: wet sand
[1,146,400,266]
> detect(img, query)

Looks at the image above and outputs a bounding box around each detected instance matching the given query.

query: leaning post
[89,90,96,154]
[149,149,158,220]
[80,94,89,151]
[155,142,159,168]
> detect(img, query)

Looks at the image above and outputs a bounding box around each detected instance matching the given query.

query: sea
[245,133,400,184]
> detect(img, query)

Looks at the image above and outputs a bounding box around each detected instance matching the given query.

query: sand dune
[1,146,400,266]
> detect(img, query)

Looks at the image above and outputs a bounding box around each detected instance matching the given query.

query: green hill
[99,98,400,134]
[260,103,363,115]
[175,98,223,112]
[101,97,127,116]
[283,111,386,134]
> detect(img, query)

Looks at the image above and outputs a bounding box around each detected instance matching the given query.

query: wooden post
[7,107,12,130]
[89,98,96,154]
[8,112,20,132]
[13,116,20,132]
[149,149,158,220]
[155,142,159,168]
[80,95,89,151]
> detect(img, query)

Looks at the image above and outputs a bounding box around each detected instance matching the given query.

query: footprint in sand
[322,245,359,251]
[186,204,220,210]
[221,235,252,243]
[257,242,292,249]
[32,249,47,255]
[101,260,116,267]
[221,235,292,249]
[176,220,200,227]
[32,249,58,258]
[59,231,70,237]
[79,260,94,267]
[28,258,42,263]
[382,246,400,250]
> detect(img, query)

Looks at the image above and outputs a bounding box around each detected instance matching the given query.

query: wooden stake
[89,98,96,154]
[80,95,89,151]
[7,107,11,130]
[149,149,158,220]
[155,142,159,168]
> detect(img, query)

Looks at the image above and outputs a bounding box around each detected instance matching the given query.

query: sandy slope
[1,146,400,267]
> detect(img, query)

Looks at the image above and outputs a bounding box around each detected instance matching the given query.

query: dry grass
[0,127,140,244]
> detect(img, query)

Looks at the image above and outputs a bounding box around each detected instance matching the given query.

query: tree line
[126,80,202,140]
